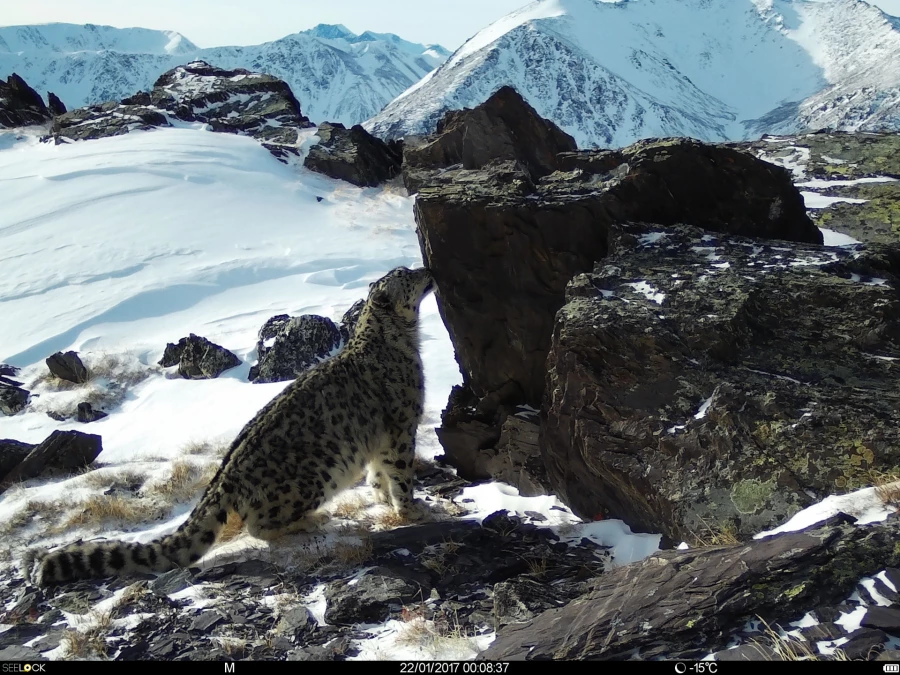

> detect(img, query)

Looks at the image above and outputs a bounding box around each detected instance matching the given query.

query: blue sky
[1,0,899,50]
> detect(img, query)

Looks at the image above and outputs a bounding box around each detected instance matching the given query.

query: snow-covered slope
[366,0,900,148]
[0,23,448,125]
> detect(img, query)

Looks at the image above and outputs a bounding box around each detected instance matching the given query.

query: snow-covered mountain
[0,22,449,125]
[365,0,900,148]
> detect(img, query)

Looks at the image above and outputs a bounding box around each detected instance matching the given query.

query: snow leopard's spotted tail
[27,473,233,586]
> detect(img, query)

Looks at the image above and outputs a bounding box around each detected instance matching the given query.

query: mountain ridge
[0,22,448,126]
[366,0,900,148]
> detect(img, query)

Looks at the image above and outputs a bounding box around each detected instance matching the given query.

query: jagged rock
[75,402,107,423]
[0,646,44,661]
[275,607,317,641]
[46,92,67,116]
[0,74,51,128]
[52,102,169,142]
[339,299,366,343]
[324,566,429,625]
[482,516,900,660]
[862,607,900,635]
[402,86,577,193]
[0,383,29,416]
[158,334,240,380]
[841,628,889,660]
[304,122,402,187]
[0,439,36,480]
[45,350,89,383]
[416,134,820,487]
[0,430,102,494]
[48,61,313,161]
[249,315,342,383]
[799,622,845,641]
[492,577,574,628]
[0,364,19,378]
[149,569,194,597]
[714,644,782,661]
[151,61,313,160]
[542,223,900,539]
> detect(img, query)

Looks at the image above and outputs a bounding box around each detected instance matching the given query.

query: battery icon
[884,665,899,673]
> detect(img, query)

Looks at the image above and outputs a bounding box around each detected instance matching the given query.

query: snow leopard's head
[366,266,434,324]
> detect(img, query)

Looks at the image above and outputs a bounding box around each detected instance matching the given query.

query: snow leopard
[28,266,435,586]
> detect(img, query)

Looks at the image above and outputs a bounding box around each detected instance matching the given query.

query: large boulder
[402,86,577,194]
[158,334,241,380]
[0,74,51,128]
[249,314,343,383]
[304,122,402,187]
[0,430,102,494]
[0,382,29,416]
[45,351,89,383]
[483,516,900,660]
[542,222,900,540]
[415,136,820,483]
[150,61,313,159]
[0,439,36,478]
[49,61,313,162]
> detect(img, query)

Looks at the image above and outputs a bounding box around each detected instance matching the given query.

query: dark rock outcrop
[158,334,241,380]
[482,516,900,660]
[49,61,313,162]
[249,314,343,383]
[46,351,89,383]
[737,131,900,245]
[0,74,51,128]
[0,382,29,416]
[542,223,900,540]
[304,122,402,187]
[415,135,820,484]
[402,86,577,193]
[75,402,108,423]
[149,61,313,159]
[0,439,36,478]
[47,92,67,117]
[53,103,170,142]
[324,567,429,625]
[0,430,102,494]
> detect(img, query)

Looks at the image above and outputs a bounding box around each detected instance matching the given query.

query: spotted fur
[28,266,435,586]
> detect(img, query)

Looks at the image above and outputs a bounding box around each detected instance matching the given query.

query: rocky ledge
[51,61,313,161]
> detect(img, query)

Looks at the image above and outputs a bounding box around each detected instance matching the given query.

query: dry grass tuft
[373,509,409,529]
[143,460,217,503]
[743,617,852,661]
[689,516,741,548]
[57,495,165,532]
[419,540,460,577]
[60,627,109,659]
[216,637,247,657]
[395,605,481,658]
[78,468,146,491]
[332,494,370,520]
[330,536,374,569]
[873,473,900,511]
[181,439,230,458]
[0,498,70,535]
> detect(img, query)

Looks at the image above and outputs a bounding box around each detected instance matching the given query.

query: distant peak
[304,24,356,40]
